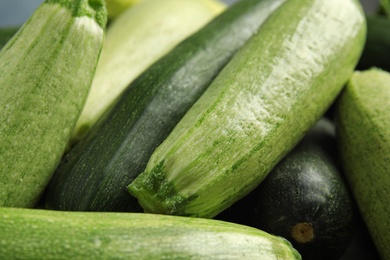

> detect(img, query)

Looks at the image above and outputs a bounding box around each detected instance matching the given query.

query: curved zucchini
[71,0,226,144]
[0,207,302,259]
[128,0,366,218]
[336,68,390,260]
[0,0,106,207]
[0,26,19,50]
[45,0,288,212]
[250,118,356,260]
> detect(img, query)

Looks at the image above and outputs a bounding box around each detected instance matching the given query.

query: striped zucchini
[71,0,226,144]
[0,0,106,207]
[336,68,390,260]
[128,0,366,218]
[45,0,288,212]
[0,207,302,259]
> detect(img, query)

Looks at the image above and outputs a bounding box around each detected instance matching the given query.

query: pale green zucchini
[0,207,301,259]
[336,68,390,260]
[70,0,226,144]
[0,0,106,207]
[129,0,366,218]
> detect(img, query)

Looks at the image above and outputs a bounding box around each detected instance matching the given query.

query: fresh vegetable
[336,68,390,260]
[0,207,302,260]
[356,15,390,72]
[250,118,356,260]
[45,0,288,212]
[128,0,366,218]
[70,0,226,144]
[0,0,106,207]
[0,26,19,50]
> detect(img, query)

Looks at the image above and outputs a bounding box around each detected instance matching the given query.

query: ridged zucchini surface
[128,0,366,218]
[45,0,288,212]
[0,207,301,260]
[336,68,390,260]
[0,0,106,207]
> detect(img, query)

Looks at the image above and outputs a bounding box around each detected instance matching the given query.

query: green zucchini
[0,0,106,207]
[250,118,356,260]
[336,68,390,260]
[356,15,390,72]
[0,207,302,259]
[70,0,226,144]
[44,0,288,212]
[128,0,366,218]
[0,27,19,50]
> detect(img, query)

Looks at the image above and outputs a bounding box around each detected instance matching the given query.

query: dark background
[0,0,381,27]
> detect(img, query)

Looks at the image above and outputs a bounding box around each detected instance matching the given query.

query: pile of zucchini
[0,0,388,259]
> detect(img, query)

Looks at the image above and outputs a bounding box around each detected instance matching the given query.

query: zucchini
[356,15,390,72]
[45,0,288,212]
[336,68,390,260]
[0,0,106,207]
[250,118,356,260]
[0,207,302,259]
[70,0,226,144]
[0,26,19,50]
[128,0,366,218]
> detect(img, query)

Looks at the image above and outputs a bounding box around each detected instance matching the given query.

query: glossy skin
[251,119,356,260]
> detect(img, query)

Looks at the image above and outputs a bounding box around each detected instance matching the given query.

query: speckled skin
[0,1,105,207]
[336,68,390,260]
[129,0,367,218]
[0,207,302,259]
[44,0,287,213]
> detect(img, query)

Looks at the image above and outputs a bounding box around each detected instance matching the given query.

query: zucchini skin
[128,0,366,218]
[250,118,356,260]
[356,15,390,72]
[0,27,19,50]
[336,68,390,260]
[71,0,226,144]
[45,0,288,212]
[0,207,301,260]
[0,1,106,207]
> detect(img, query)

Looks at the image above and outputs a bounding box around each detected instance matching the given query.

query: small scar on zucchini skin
[291,222,314,244]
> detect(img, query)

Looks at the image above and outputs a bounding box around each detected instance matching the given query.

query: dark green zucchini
[356,15,390,72]
[0,27,19,50]
[249,118,356,260]
[44,0,288,212]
